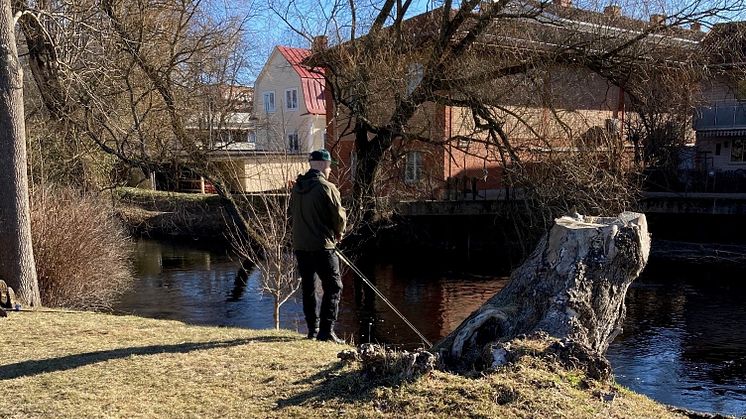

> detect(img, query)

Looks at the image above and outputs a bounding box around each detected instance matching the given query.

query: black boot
[307,321,320,340]
[316,330,344,344]
[317,322,344,344]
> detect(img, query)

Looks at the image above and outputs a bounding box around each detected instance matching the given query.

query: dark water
[116,239,746,417]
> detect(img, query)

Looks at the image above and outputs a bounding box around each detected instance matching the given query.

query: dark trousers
[295,249,342,333]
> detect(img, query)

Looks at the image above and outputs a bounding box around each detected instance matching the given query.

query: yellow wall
[212,154,308,193]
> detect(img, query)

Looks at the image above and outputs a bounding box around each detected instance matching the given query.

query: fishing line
[334,247,432,348]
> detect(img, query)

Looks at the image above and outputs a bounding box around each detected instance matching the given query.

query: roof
[701,22,746,65]
[276,46,326,115]
[308,2,705,69]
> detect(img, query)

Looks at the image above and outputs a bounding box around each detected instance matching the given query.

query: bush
[31,188,133,310]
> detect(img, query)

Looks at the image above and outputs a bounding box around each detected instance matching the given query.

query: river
[115,239,746,417]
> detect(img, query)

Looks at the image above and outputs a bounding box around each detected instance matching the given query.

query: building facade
[253,46,327,154]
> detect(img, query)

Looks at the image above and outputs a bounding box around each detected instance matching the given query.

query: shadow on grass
[0,337,292,380]
[277,362,415,410]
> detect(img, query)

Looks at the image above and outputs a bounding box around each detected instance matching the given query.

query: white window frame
[263,91,275,113]
[404,151,422,183]
[285,88,298,111]
[732,138,745,162]
[288,132,300,152]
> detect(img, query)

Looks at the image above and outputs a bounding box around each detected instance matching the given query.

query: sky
[222,0,745,84]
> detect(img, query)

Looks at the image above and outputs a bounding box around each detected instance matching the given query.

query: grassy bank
[113,187,228,239]
[0,311,682,418]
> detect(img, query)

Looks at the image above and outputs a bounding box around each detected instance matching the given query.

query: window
[350,151,357,181]
[732,139,745,162]
[605,118,620,135]
[285,88,298,110]
[288,133,299,152]
[263,91,275,113]
[247,131,256,144]
[405,151,422,183]
[737,81,746,101]
[406,63,424,96]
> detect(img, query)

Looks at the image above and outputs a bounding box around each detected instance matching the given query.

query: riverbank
[0,311,685,418]
[114,187,229,240]
[113,187,746,266]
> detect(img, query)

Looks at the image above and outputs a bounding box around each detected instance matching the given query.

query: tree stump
[433,212,650,371]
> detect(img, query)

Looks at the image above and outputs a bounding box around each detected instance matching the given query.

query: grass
[0,311,684,418]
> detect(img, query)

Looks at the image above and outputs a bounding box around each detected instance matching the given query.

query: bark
[433,211,650,371]
[0,1,40,307]
[274,299,280,330]
[351,122,394,222]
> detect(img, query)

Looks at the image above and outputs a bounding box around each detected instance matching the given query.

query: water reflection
[118,240,305,330]
[606,262,746,417]
[118,240,746,416]
[117,240,507,344]
[337,262,508,346]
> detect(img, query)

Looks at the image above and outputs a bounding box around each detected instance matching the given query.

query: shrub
[31,187,133,310]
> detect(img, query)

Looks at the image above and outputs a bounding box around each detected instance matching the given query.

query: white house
[253,45,327,154]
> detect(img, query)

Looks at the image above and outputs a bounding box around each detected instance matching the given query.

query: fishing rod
[334,247,432,348]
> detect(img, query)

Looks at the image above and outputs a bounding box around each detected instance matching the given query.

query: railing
[694,102,746,131]
[644,168,746,193]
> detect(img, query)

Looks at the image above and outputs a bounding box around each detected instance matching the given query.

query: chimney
[311,35,328,54]
[690,21,702,31]
[603,5,622,17]
[649,14,665,25]
[553,0,572,8]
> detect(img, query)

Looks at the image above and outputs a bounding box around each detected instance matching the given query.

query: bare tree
[280,0,744,225]
[0,0,40,306]
[230,175,299,329]
[12,0,271,248]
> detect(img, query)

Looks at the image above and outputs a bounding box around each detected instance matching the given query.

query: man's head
[309,149,332,178]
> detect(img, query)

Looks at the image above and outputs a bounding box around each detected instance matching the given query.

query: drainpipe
[448,105,453,179]
[618,86,625,138]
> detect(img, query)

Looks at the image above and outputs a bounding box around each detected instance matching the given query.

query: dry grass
[31,188,133,310]
[0,311,684,419]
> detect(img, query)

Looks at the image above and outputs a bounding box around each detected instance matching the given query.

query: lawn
[0,310,683,418]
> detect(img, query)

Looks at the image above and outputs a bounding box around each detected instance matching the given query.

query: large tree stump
[433,212,650,371]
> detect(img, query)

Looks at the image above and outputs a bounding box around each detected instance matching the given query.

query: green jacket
[290,169,347,251]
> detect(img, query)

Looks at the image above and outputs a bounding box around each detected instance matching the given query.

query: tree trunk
[0,1,40,307]
[273,299,280,330]
[434,212,650,371]
[352,122,393,222]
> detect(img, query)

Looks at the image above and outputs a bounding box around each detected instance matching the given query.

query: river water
[115,239,746,417]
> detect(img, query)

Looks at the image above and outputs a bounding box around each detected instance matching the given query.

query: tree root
[450,309,509,359]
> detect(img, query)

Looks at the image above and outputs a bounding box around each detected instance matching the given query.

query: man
[290,149,347,343]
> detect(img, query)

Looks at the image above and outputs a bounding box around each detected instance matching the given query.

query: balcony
[694,102,746,131]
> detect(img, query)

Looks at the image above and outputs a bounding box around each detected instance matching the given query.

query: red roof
[277,46,326,115]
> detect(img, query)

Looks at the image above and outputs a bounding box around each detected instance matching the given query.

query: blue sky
[228,0,744,84]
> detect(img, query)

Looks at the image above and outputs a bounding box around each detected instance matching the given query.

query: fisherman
[290,148,347,343]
